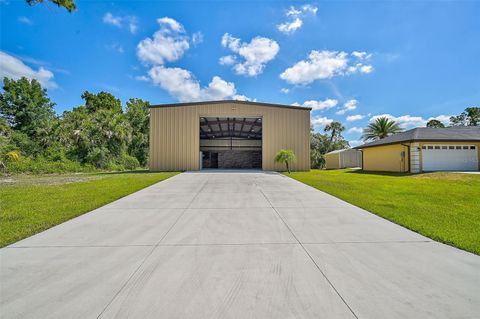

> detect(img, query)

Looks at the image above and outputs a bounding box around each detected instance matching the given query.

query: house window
[463,146,469,150]
[427,146,433,149]
[449,146,455,149]
[456,146,462,150]
[422,146,426,149]
[442,146,447,149]
[434,146,440,150]
[470,146,476,150]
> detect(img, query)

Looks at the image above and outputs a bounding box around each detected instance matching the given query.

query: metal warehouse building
[149,100,311,171]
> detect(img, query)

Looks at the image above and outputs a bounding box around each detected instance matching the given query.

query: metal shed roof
[325,148,359,155]
[149,100,312,111]
[355,126,480,149]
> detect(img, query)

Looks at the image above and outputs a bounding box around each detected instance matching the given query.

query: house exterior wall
[361,141,480,172]
[325,153,340,169]
[149,101,311,171]
[362,144,409,172]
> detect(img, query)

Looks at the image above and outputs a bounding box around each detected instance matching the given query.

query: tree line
[0,77,149,173]
[1,77,478,173]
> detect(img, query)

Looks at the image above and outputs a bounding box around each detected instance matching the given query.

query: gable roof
[355,126,480,149]
[149,100,312,111]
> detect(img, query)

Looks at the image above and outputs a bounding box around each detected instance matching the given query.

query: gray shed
[325,149,362,169]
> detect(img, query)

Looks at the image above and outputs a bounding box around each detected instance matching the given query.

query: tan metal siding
[325,153,340,169]
[149,102,310,171]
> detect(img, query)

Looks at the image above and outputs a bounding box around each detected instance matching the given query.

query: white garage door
[422,145,478,171]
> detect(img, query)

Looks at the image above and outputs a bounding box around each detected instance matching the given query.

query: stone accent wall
[202,150,262,169]
[410,143,421,173]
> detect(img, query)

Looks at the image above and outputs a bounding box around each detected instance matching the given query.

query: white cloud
[298,99,338,111]
[280,50,374,85]
[103,12,138,34]
[136,18,248,103]
[18,16,32,25]
[128,17,138,34]
[148,66,238,102]
[351,51,371,60]
[192,32,204,46]
[280,88,289,94]
[134,75,149,82]
[348,140,363,147]
[278,18,303,35]
[0,51,57,89]
[360,65,373,73]
[286,7,302,17]
[429,115,451,124]
[220,33,279,77]
[302,4,318,14]
[311,116,333,127]
[232,94,254,101]
[336,99,358,115]
[277,4,317,35]
[346,114,365,122]
[347,52,373,73]
[219,55,236,65]
[103,12,122,27]
[347,127,363,134]
[137,17,190,65]
[369,114,452,128]
[105,43,124,53]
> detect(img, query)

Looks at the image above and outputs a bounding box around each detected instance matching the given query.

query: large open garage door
[200,117,262,169]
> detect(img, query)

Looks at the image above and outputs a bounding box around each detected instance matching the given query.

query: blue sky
[1,0,479,145]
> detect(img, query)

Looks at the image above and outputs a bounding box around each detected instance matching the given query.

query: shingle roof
[149,100,312,111]
[354,126,480,149]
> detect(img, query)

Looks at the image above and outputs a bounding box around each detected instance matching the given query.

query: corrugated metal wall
[339,149,363,168]
[149,101,311,171]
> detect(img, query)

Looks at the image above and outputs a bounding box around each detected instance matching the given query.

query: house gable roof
[355,126,480,149]
[149,100,312,111]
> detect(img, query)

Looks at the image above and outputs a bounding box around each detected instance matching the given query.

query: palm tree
[362,117,402,141]
[324,121,345,150]
[274,149,296,173]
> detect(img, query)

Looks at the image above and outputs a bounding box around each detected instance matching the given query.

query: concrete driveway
[1,171,479,319]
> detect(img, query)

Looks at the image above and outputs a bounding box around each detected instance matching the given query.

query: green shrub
[105,162,126,172]
[119,154,140,170]
[43,143,68,162]
[84,147,110,168]
[5,157,95,174]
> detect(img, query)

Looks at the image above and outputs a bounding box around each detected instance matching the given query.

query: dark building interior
[200,117,262,169]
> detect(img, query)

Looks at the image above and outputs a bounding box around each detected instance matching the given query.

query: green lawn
[287,170,480,255]
[0,171,178,247]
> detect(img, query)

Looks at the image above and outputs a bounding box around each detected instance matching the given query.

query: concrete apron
[1,171,479,319]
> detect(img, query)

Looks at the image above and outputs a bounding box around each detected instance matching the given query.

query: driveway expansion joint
[95,177,211,319]
[3,172,479,319]
[257,185,360,319]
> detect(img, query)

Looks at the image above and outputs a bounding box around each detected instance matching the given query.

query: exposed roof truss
[200,117,262,140]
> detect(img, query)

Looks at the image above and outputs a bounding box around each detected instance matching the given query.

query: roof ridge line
[149,100,312,111]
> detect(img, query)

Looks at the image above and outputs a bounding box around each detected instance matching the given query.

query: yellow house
[355,127,480,173]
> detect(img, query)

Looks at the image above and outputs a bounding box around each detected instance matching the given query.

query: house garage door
[422,145,478,171]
